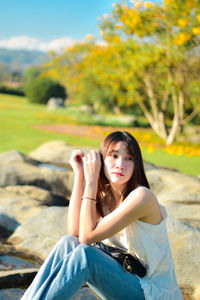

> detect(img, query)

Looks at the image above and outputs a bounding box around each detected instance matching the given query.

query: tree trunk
[142,76,168,140]
[138,101,168,140]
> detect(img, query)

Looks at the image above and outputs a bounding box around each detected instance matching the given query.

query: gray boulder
[0,212,20,233]
[167,217,200,297]
[8,206,68,260]
[0,268,39,289]
[47,97,65,110]
[146,167,200,298]
[0,186,68,226]
[0,161,74,198]
[0,150,39,166]
[29,140,95,168]
[146,168,200,228]
[146,168,200,203]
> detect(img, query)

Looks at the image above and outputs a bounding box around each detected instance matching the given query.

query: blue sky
[0,0,121,40]
[0,0,122,51]
[0,0,160,52]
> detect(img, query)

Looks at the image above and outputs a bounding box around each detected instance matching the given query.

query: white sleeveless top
[102,204,183,300]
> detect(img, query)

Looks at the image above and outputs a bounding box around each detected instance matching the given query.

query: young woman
[21,131,183,300]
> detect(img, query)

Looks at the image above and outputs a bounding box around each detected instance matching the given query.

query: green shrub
[25,77,67,104]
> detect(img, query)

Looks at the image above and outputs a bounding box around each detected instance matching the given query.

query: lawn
[0,93,199,176]
[0,94,98,153]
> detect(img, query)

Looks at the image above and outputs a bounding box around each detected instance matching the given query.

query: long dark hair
[96,131,150,217]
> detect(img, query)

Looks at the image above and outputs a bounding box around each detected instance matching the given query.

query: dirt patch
[33,124,132,139]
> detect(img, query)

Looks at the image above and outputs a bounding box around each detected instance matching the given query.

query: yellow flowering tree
[42,0,200,144]
[42,42,96,103]
[97,0,200,144]
[43,39,128,112]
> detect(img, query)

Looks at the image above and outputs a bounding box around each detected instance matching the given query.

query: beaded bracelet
[81,196,97,202]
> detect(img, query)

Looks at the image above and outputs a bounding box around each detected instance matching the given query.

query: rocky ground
[0,141,200,299]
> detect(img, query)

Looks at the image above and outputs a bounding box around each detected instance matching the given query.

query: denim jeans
[21,234,145,300]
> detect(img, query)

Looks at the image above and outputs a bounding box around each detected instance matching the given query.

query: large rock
[0,213,19,233]
[146,168,200,203]
[47,97,65,110]
[167,217,200,298]
[0,161,74,197]
[1,185,69,206]
[0,268,38,289]
[146,168,200,228]
[146,168,200,298]
[143,161,158,172]
[0,186,68,226]
[8,206,69,260]
[29,140,94,168]
[0,150,40,166]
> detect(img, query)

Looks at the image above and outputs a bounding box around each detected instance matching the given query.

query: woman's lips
[112,172,124,176]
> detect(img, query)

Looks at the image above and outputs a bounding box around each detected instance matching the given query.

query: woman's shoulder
[124,186,158,210]
[130,186,156,200]
[130,187,163,225]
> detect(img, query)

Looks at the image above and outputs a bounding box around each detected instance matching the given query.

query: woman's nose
[116,158,125,170]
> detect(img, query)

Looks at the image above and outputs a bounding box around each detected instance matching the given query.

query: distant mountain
[0,48,49,70]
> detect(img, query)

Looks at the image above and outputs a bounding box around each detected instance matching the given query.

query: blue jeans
[21,234,145,300]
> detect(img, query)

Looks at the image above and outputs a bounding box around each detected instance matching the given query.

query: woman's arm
[79,150,101,242]
[68,172,84,236]
[68,150,101,236]
[68,150,84,236]
[80,184,160,244]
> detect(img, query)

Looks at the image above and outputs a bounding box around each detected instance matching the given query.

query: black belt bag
[92,242,146,278]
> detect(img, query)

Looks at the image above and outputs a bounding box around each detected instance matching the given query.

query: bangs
[101,134,135,159]
[125,142,135,158]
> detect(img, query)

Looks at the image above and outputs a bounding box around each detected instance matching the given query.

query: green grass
[142,148,200,176]
[0,93,199,176]
[0,94,98,153]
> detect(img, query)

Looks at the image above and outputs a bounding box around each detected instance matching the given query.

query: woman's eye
[126,157,133,161]
[111,154,118,158]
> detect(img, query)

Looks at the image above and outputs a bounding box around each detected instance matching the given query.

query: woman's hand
[69,150,85,176]
[82,150,101,185]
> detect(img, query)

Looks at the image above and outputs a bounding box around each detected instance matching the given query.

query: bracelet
[81,196,97,202]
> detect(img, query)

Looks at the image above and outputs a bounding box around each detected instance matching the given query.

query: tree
[42,43,96,103]
[43,41,132,112]
[97,0,200,144]
[76,73,118,113]
[25,77,67,104]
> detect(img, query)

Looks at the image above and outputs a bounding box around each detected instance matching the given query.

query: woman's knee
[60,234,79,243]
[55,234,80,250]
[74,243,96,262]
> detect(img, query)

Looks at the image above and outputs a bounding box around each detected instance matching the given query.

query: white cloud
[0,36,76,52]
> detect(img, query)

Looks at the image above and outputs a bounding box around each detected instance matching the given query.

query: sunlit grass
[0,94,93,153]
[142,148,200,176]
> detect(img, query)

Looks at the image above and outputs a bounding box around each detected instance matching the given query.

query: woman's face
[104,141,134,191]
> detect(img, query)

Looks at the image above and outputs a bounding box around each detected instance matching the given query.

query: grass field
[0,93,199,176]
